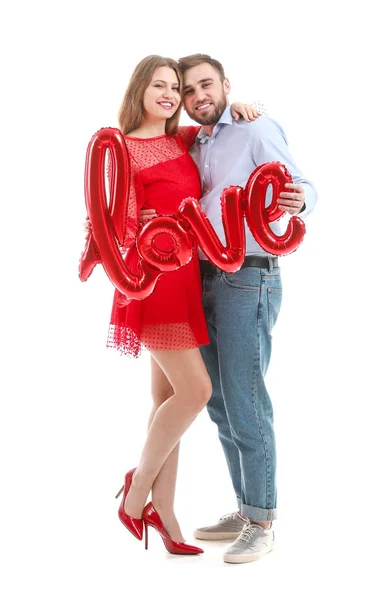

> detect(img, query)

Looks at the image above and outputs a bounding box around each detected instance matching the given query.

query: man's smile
[195,102,212,111]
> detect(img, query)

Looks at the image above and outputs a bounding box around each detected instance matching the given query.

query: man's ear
[223,78,231,95]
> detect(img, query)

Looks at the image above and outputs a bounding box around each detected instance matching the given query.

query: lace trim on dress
[106,324,143,358]
[141,322,198,351]
[125,136,184,170]
[107,322,200,358]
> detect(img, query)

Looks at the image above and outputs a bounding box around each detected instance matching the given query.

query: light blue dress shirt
[189,106,318,258]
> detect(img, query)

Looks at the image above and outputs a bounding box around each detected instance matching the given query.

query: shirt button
[210,140,214,144]
[206,164,209,168]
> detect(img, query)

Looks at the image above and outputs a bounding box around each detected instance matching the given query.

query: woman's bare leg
[124,347,211,530]
[146,358,183,540]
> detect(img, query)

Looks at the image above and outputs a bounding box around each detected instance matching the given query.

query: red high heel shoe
[115,468,143,541]
[143,502,204,555]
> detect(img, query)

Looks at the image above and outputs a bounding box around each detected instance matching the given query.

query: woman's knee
[188,376,212,413]
[151,385,174,407]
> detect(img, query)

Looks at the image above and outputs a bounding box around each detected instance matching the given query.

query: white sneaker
[223,523,275,563]
[193,512,247,540]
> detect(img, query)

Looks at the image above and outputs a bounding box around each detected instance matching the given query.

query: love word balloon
[79,128,305,303]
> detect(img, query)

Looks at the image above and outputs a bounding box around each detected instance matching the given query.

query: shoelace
[219,512,238,522]
[239,524,258,543]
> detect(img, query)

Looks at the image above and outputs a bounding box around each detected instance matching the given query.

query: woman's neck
[128,116,167,138]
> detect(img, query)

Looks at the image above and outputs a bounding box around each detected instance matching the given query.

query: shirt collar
[196,105,233,145]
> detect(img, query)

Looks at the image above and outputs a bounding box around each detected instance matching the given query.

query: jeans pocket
[267,287,282,330]
[221,269,260,291]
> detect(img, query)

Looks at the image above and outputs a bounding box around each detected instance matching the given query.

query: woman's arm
[230,102,263,121]
[177,102,264,149]
[177,125,201,150]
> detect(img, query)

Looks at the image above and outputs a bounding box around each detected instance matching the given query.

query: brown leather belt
[199,255,279,276]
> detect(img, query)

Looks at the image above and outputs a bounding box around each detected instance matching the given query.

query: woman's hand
[83,217,92,234]
[231,103,261,122]
[139,208,157,224]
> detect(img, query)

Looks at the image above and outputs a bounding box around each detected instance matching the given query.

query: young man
[141,54,317,563]
[178,54,317,564]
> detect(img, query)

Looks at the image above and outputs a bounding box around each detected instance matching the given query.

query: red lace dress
[106,126,209,358]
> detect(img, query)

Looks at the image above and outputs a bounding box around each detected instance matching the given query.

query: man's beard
[189,95,228,126]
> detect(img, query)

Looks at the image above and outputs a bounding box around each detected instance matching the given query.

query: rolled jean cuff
[240,502,277,522]
[236,496,241,510]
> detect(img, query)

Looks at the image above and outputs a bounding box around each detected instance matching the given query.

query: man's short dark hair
[178,54,226,82]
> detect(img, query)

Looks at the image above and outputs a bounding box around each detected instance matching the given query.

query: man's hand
[139,208,157,224]
[278,183,305,215]
[83,217,92,234]
[231,103,261,122]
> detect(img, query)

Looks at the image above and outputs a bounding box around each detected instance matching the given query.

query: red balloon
[79,128,306,302]
[79,128,164,301]
[137,216,194,271]
[178,189,245,273]
[243,162,306,255]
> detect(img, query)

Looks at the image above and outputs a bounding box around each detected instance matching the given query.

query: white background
[1,1,371,598]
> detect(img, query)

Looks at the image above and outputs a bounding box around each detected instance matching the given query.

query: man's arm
[249,117,317,219]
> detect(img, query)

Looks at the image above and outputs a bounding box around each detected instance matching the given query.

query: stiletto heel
[142,502,203,555]
[144,523,149,550]
[116,468,143,541]
[115,485,124,499]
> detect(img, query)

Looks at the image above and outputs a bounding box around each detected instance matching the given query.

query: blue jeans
[200,260,282,521]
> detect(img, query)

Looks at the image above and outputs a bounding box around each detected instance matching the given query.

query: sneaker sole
[223,543,275,563]
[193,530,242,541]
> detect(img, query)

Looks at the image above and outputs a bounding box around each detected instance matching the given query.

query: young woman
[105,55,259,554]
